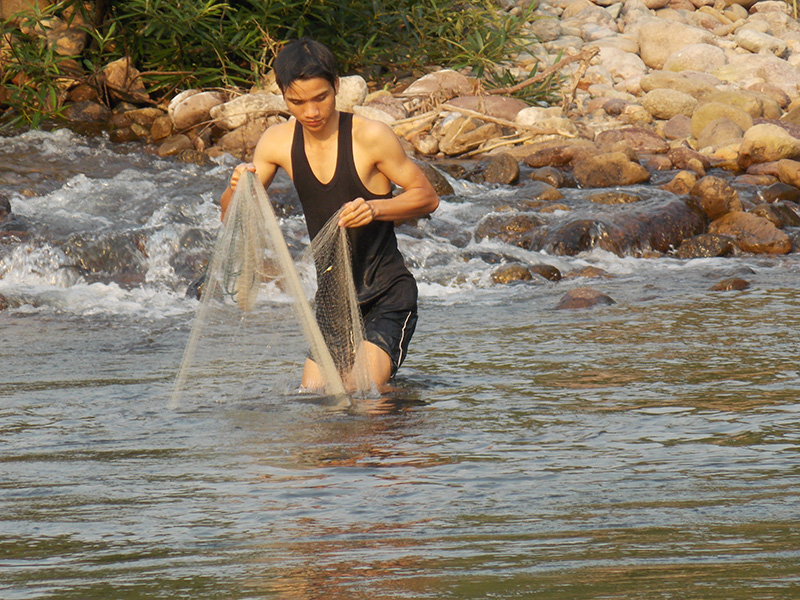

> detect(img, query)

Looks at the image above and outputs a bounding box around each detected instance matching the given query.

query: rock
[169,90,226,130]
[776,158,800,187]
[556,287,616,309]
[675,233,737,258]
[759,182,800,204]
[62,100,111,124]
[417,162,454,197]
[734,28,788,57]
[528,181,565,201]
[750,202,800,228]
[641,88,698,119]
[482,153,520,185]
[530,166,569,188]
[737,123,800,169]
[663,114,693,139]
[573,152,651,188]
[353,105,396,125]
[638,19,714,70]
[702,91,770,120]
[709,277,750,291]
[209,93,286,130]
[661,170,698,195]
[446,95,529,121]
[530,263,562,281]
[475,212,544,248]
[409,132,439,155]
[401,69,476,100]
[689,175,742,220]
[214,116,274,159]
[150,115,174,141]
[663,43,727,73]
[639,70,717,100]
[363,92,407,120]
[523,139,598,168]
[336,75,368,111]
[690,102,754,139]
[707,211,792,254]
[99,57,149,104]
[492,263,533,284]
[157,134,194,157]
[438,116,502,156]
[595,127,670,154]
[595,46,648,84]
[668,146,710,174]
[589,191,641,204]
[696,117,744,151]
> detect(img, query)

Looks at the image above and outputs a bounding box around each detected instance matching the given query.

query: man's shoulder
[254,119,294,163]
[351,113,400,155]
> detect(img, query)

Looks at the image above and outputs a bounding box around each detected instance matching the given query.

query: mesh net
[169,170,371,409]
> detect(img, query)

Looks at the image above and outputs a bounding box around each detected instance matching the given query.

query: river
[1,128,799,599]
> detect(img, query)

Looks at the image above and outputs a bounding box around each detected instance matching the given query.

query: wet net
[169,170,370,408]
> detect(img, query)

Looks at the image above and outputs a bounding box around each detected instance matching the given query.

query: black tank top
[291,112,417,308]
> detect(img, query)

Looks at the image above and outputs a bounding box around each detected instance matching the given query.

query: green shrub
[1,0,548,127]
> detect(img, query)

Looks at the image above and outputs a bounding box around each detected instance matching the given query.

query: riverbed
[1,129,799,598]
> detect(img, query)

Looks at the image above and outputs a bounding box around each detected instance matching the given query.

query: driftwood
[487,47,600,96]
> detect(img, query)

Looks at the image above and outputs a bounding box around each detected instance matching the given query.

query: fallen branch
[440,102,576,137]
[487,47,600,96]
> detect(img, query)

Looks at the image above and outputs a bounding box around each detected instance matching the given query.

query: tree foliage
[1,0,545,127]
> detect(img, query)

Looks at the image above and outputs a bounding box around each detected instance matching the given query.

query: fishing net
[169,170,371,408]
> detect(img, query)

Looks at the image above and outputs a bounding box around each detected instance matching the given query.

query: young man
[221,38,439,390]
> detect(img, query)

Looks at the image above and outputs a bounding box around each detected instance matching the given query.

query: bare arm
[338,119,439,228]
[219,123,290,221]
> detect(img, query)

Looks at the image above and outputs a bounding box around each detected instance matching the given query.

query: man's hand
[229,162,256,192]
[338,197,375,228]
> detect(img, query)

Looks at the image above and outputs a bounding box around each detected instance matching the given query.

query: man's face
[283,77,338,133]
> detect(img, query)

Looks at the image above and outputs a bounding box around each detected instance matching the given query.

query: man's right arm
[219,123,289,221]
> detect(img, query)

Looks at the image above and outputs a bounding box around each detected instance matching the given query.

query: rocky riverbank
[4,0,800,276]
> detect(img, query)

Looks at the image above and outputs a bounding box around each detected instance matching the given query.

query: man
[221,38,439,390]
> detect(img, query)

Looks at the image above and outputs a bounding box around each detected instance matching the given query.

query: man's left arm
[338,121,439,228]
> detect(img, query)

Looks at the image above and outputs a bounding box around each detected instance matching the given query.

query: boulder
[574,152,651,188]
[737,123,800,169]
[210,93,286,130]
[556,287,616,309]
[689,175,742,220]
[595,127,670,154]
[776,158,800,187]
[492,264,533,284]
[734,28,788,57]
[99,57,149,103]
[169,90,226,130]
[675,233,737,258]
[336,75,368,112]
[707,211,792,253]
[663,43,727,73]
[641,88,698,119]
[446,95,529,121]
[482,153,520,185]
[709,278,750,291]
[691,102,754,139]
[638,19,714,70]
[401,69,476,100]
[696,117,744,151]
[639,70,717,100]
[523,139,598,168]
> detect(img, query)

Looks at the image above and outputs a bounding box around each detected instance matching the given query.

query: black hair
[273,38,338,92]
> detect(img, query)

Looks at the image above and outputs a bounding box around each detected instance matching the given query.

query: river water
[1,129,799,599]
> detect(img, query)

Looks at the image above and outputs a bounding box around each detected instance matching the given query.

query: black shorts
[363,301,418,377]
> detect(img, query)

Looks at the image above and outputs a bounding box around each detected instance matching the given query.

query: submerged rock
[556,287,616,309]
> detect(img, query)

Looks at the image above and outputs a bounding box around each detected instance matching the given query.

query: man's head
[273,38,338,93]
